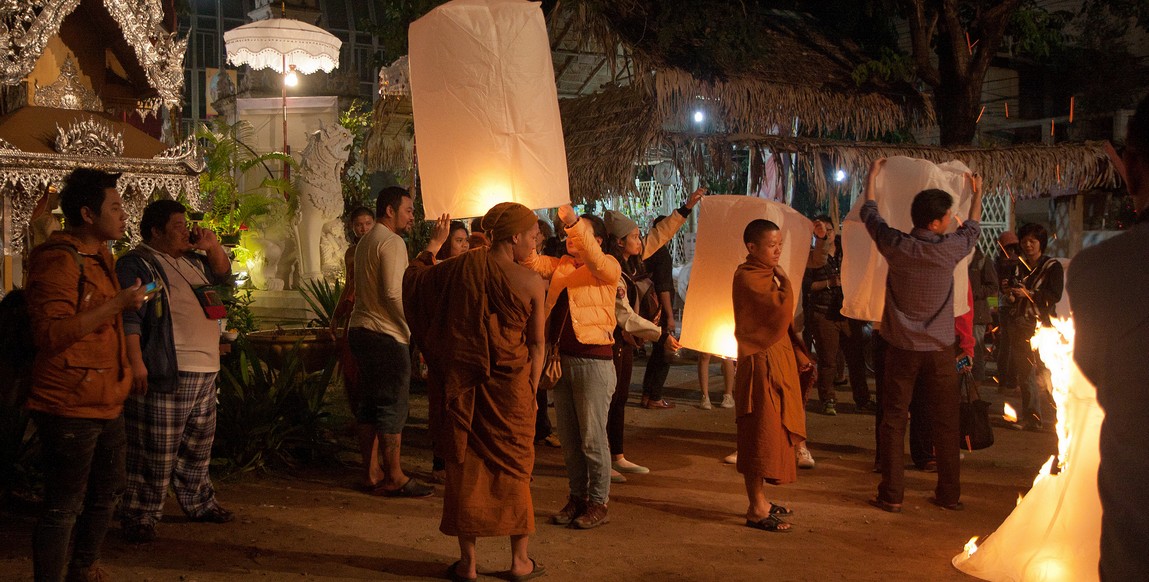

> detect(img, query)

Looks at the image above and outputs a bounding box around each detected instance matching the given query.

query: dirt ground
[0,357,1057,582]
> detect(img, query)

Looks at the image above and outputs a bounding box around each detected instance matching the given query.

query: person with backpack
[24,168,148,581]
[601,196,698,479]
[114,200,234,543]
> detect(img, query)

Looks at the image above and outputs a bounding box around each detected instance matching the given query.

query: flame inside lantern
[1003,402,1018,424]
[953,318,1105,581]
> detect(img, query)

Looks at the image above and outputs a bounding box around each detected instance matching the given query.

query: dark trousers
[535,387,553,439]
[608,340,634,457]
[1099,420,1149,581]
[32,413,126,582]
[873,333,937,469]
[808,313,869,404]
[876,344,961,505]
[641,311,672,401]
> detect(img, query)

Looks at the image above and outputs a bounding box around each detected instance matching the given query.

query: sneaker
[572,501,609,529]
[610,469,627,483]
[121,522,157,543]
[723,451,738,464]
[536,433,561,448]
[612,458,650,474]
[720,394,735,409]
[643,398,675,409]
[65,561,110,582]
[796,444,816,469]
[699,396,713,410]
[821,400,837,416]
[189,505,234,523]
[551,495,586,526]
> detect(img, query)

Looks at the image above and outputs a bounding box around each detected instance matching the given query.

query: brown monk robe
[403,204,546,581]
[732,220,813,533]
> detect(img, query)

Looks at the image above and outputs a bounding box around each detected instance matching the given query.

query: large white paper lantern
[840,156,975,323]
[679,196,813,359]
[408,0,571,218]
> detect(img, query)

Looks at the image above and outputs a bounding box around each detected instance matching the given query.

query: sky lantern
[953,318,1104,581]
[408,0,571,218]
[839,156,975,322]
[679,195,813,360]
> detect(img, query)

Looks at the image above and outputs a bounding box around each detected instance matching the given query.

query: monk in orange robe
[732,219,815,533]
[404,203,547,582]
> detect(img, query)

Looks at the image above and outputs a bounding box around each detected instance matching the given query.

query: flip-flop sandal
[745,514,792,533]
[372,478,434,498]
[509,558,547,582]
[768,502,793,517]
[446,560,477,582]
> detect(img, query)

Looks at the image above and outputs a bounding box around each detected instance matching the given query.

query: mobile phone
[143,280,163,296]
[189,228,200,244]
[956,355,972,372]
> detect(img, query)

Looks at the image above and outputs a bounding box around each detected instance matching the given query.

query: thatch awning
[708,134,1121,201]
[560,84,660,204]
[363,95,413,177]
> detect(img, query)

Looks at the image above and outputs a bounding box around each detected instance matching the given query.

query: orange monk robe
[732,255,811,485]
[403,248,535,537]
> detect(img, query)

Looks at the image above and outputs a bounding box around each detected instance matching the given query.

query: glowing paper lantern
[840,156,975,322]
[679,195,813,359]
[408,0,570,218]
[953,319,1104,581]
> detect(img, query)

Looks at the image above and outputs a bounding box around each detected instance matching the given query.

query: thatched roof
[560,85,660,204]
[669,133,1121,201]
[364,95,413,175]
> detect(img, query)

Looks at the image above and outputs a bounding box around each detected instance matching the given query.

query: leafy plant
[224,288,257,335]
[297,278,344,328]
[196,118,299,237]
[338,99,374,213]
[213,336,338,474]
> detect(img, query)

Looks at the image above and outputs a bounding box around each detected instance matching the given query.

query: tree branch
[907,0,942,87]
[940,0,970,83]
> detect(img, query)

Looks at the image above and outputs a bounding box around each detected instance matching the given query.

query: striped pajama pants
[121,370,220,526]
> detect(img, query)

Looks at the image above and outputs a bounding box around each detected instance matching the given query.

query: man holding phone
[114,200,233,542]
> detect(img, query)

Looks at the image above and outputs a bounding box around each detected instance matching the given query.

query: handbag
[539,314,567,390]
[959,374,994,451]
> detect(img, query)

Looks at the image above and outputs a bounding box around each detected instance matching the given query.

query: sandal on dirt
[745,514,792,533]
[928,497,964,511]
[768,502,793,517]
[509,558,547,582]
[372,478,434,498]
[868,497,903,513]
[446,560,477,582]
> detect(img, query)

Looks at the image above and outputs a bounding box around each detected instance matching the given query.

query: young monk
[732,219,815,533]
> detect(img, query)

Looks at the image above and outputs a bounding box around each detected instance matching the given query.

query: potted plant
[196,118,298,244]
[245,278,344,372]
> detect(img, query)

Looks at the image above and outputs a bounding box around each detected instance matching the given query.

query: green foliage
[852,47,915,86]
[339,99,374,213]
[298,278,345,328]
[360,0,447,67]
[196,118,299,236]
[213,336,338,474]
[1006,4,1073,59]
[225,288,257,335]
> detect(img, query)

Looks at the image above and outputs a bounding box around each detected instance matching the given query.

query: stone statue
[296,121,352,282]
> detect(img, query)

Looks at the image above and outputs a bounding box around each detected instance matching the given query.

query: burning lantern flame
[953,318,1105,581]
[1003,402,1018,424]
[964,536,980,557]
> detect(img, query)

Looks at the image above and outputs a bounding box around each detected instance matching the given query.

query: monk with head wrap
[404,202,547,582]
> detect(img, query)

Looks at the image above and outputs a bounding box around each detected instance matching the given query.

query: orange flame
[1003,402,1018,424]
[964,536,980,557]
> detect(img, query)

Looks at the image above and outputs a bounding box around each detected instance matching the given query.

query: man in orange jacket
[24,168,147,581]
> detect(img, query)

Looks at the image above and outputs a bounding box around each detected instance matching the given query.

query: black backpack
[0,244,82,408]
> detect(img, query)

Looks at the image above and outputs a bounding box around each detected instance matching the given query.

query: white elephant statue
[296,121,353,282]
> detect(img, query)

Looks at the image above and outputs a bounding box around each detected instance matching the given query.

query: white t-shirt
[153,251,221,373]
[347,223,411,344]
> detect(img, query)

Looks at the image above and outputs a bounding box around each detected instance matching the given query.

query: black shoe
[189,505,234,523]
[122,522,157,543]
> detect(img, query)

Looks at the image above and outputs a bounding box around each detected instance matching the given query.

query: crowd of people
[17,95,1149,580]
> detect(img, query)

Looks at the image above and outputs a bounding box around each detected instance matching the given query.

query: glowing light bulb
[693,110,705,123]
[284,69,299,87]
[834,169,847,182]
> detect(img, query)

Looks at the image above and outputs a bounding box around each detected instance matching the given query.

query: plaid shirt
[861,201,980,352]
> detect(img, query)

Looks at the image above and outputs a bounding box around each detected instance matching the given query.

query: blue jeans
[32,413,126,582]
[551,356,616,505]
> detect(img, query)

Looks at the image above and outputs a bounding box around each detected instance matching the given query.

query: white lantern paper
[840,156,975,323]
[409,0,570,218]
[679,196,813,360]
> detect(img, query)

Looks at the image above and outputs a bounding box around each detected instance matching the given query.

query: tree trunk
[935,78,983,146]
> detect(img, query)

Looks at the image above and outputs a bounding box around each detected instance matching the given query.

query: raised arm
[966,172,984,223]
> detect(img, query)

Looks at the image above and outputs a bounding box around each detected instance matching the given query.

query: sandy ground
[0,358,1057,582]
